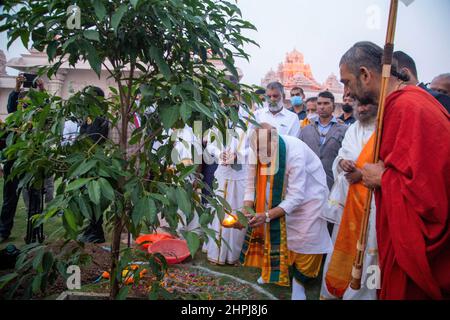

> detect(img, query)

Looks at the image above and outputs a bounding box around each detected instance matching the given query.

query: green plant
[0,0,258,299]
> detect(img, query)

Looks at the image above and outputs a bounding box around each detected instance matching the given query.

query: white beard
[267,101,283,113]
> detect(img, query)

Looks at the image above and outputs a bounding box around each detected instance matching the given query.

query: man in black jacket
[0,75,46,243]
[77,86,109,243]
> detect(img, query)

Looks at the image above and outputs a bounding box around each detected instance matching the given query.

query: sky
[234,0,450,85]
[1,0,450,86]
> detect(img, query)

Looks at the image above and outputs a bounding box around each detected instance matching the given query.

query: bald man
[430,73,450,97]
[238,123,332,300]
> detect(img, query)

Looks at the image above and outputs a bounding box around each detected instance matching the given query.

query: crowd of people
[0,41,449,300]
[201,41,449,300]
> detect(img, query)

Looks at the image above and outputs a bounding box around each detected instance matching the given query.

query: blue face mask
[290,96,303,107]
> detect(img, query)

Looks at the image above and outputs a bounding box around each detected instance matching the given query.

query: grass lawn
[0,178,64,250]
[0,178,323,300]
[192,251,323,300]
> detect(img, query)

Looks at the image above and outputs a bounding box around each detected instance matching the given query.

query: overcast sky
[2,0,449,86]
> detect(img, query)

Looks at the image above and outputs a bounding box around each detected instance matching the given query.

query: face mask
[290,96,303,107]
[307,113,317,120]
[342,104,353,113]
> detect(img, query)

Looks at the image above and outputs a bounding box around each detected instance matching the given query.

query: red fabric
[375,85,450,300]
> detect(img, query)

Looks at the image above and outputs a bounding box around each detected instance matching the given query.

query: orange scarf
[325,133,375,298]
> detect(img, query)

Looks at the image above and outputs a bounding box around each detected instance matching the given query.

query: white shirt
[62,120,79,146]
[253,106,301,138]
[152,124,201,165]
[333,120,376,177]
[205,106,251,180]
[323,120,376,224]
[244,135,333,254]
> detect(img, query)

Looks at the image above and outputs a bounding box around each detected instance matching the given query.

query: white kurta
[150,124,203,235]
[320,120,378,300]
[252,106,301,138]
[62,120,79,146]
[244,135,333,254]
[203,112,250,264]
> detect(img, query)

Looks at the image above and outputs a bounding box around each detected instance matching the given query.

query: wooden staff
[350,0,399,290]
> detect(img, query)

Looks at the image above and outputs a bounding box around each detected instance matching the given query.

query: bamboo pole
[349,0,399,290]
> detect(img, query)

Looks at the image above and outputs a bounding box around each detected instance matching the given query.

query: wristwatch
[264,211,271,223]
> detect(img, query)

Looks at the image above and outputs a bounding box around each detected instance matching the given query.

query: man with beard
[252,82,301,138]
[320,103,378,300]
[340,41,450,300]
[338,95,357,126]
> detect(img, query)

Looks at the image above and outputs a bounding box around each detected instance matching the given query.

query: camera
[22,73,38,88]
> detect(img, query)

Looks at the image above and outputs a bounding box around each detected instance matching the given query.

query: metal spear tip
[400,0,415,7]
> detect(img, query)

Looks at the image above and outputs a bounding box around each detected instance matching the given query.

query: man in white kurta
[252,82,301,138]
[320,103,378,300]
[202,105,250,265]
[242,124,332,300]
[151,124,203,235]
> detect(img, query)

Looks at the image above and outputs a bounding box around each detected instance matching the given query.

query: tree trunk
[109,215,123,299]
[109,77,130,299]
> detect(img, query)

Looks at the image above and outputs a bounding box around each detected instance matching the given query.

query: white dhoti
[320,191,378,300]
[319,121,379,300]
[203,177,247,265]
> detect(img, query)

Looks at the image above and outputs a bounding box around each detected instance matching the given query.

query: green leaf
[199,213,212,226]
[148,45,171,80]
[32,248,45,270]
[66,178,91,192]
[20,29,29,50]
[70,160,97,179]
[31,274,43,293]
[179,102,192,123]
[222,57,238,78]
[111,4,128,32]
[159,105,179,130]
[98,178,115,201]
[176,187,191,214]
[0,273,18,290]
[190,101,214,119]
[183,231,200,258]
[85,41,102,77]
[235,210,248,228]
[130,0,139,8]
[146,198,157,224]
[42,252,54,273]
[77,195,93,220]
[83,30,100,42]
[128,131,142,145]
[92,0,107,20]
[63,209,78,233]
[116,285,130,300]
[87,180,101,205]
[178,165,197,181]
[149,193,169,205]
[131,196,147,227]
[46,41,58,61]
